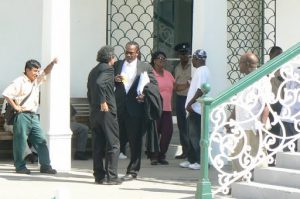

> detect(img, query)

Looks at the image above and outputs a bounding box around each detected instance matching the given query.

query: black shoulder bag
[4,86,34,125]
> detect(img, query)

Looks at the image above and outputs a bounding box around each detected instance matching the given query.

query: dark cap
[193,49,207,60]
[174,42,191,53]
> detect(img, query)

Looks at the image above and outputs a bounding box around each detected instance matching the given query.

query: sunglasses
[156,57,166,60]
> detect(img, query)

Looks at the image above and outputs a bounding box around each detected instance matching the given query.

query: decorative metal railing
[227,0,276,84]
[107,0,154,61]
[197,42,300,198]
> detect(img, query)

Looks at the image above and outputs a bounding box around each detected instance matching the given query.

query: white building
[1,0,300,171]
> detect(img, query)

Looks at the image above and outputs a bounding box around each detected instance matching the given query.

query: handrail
[196,42,300,199]
[211,42,300,109]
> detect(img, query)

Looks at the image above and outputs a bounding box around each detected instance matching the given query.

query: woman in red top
[150,51,175,165]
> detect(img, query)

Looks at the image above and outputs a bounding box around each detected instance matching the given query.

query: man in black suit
[87,45,122,185]
[114,41,158,180]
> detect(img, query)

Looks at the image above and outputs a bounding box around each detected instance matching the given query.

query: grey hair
[96,45,115,63]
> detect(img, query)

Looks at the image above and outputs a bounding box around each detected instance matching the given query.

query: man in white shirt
[230,53,270,172]
[2,59,58,174]
[179,49,210,170]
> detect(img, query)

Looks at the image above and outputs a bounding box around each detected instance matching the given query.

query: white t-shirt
[235,77,272,130]
[185,65,210,114]
[280,68,300,123]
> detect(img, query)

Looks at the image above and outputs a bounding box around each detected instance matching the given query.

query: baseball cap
[174,42,191,53]
[193,49,207,59]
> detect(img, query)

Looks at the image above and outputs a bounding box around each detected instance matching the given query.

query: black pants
[176,94,189,155]
[119,111,145,177]
[92,111,120,181]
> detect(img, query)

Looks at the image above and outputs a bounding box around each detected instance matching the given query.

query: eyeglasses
[156,57,166,60]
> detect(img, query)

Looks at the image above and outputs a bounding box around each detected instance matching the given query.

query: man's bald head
[239,52,259,74]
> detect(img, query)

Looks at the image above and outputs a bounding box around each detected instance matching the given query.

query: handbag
[4,86,34,125]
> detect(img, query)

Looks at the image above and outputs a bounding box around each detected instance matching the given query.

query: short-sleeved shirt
[185,65,210,114]
[280,69,300,123]
[2,71,46,113]
[153,69,175,111]
[235,77,272,130]
[174,62,191,96]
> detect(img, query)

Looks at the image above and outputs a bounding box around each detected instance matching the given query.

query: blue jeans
[13,112,51,171]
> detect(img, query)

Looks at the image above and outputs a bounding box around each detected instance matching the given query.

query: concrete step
[276,152,300,170]
[254,167,300,188]
[232,182,300,199]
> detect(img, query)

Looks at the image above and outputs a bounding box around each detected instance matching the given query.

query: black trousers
[92,111,120,181]
[119,111,145,177]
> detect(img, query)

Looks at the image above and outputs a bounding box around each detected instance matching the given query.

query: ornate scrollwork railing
[208,50,300,196]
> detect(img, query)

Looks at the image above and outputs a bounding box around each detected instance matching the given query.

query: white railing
[209,54,300,195]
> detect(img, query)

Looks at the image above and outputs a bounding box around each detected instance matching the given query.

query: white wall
[0,0,106,98]
[277,0,300,51]
[70,0,106,97]
[193,0,229,97]
[0,0,42,92]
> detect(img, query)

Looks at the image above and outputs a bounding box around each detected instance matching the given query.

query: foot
[175,153,187,159]
[121,174,137,181]
[95,178,123,185]
[119,152,127,160]
[74,151,88,160]
[158,159,169,165]
[40,166,57,174]
[188,163,201,170]
[16,168,31,174]
[179,161,190,168]
[151,159,158,165]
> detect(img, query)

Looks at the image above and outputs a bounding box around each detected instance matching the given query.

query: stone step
[276,152,300,170]
[254,167,300,188]
[232,182,300,199]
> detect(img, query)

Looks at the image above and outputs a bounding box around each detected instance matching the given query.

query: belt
[21,111,36,114]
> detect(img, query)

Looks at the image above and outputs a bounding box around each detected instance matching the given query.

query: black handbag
[4,86,33,125]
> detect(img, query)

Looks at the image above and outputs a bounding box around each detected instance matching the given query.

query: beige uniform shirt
[174,62,191,96]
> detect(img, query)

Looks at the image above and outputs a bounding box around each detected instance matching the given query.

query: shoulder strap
[19,85,34,106]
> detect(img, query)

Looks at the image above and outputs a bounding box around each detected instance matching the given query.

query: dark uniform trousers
[92,111,120,181]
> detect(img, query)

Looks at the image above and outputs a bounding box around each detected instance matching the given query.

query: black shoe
[40,166,57,174]
[175,154,187,159]
[121,174,137,181]
[16,168,31,174]
[25,153,38,164]
[95,178,122,185]
[106,178,123,185]
[74,151,88,160]
[158,159,169,165]
[151,159,158,165]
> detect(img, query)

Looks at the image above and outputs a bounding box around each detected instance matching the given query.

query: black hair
[126,41,140,51]
[269,46,283,57]
[150,51,166,66]
[96,45,115,63]
[24,59,41,71]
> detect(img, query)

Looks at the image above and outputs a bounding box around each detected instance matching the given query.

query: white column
[40,0,72,171]
[193,0,229,97]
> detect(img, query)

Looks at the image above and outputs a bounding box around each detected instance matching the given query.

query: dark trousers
[119,110,145,177]
[92,111,120,181]
[175,94,189,155]
[13,112,51,171]
[151,111,173,160]
[268,102,282,162]
[118,117,128,155]
[187,112,201,164]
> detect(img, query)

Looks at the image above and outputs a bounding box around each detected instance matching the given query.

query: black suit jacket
[114,59,158,118]
[87,63,117,125]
